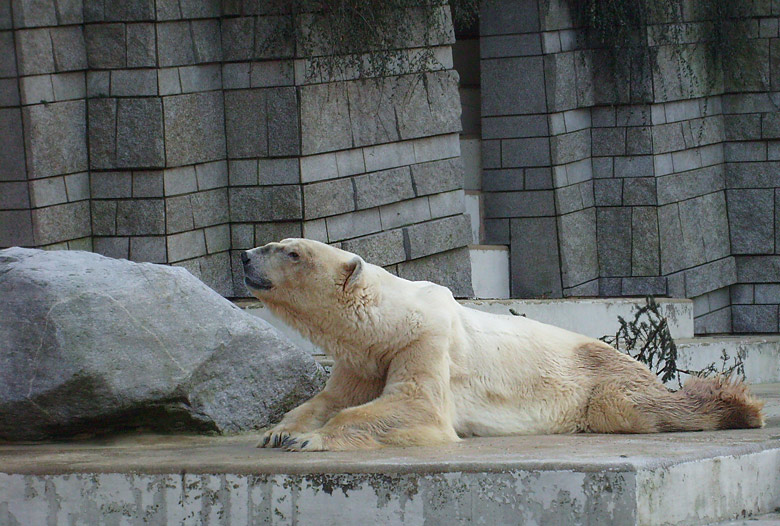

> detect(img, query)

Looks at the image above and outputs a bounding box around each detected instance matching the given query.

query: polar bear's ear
[342,256,364,291]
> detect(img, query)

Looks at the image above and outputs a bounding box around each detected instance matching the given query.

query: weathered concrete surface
[0,386,777,525]
[676,336,780,384]
[717,512,780,525]
[0,247,325,441]
[462,298,695,340]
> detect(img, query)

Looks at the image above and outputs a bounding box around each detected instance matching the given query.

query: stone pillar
[722,6,780,333]
[479,0,736,326]
[479,0,565,298]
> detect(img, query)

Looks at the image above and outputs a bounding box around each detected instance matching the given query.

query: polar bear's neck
[263,292,381,355]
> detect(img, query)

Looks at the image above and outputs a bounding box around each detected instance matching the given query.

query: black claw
[301,440,309,448]
[281,436,291,447]
[272,434,281,447]
[261,435,270,447]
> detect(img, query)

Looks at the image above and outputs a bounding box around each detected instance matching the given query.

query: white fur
[247,240,765,450]
[245,239,608,450]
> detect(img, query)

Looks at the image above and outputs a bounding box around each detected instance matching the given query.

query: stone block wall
[725,90,780,333]
[1,0,90,252]
[294,68,473,296]
[219,3,301,297]
[0,0,473,298]
[479,0,780,333]
[83,1,232,295]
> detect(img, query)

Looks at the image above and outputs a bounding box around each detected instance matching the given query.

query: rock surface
[0,247,325,441]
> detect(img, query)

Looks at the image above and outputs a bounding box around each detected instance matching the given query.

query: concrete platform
[717,513,780,525]
[1,386,778,525]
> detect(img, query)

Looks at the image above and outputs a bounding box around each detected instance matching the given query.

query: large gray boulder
[0,247,325,441]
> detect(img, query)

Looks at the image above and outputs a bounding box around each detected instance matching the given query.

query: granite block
[558,208,598,288]
[326,209,381,242]
[93,236,129,259]
[405,214,471,259]
[379,196,431,230]
[510,216,562,298]
[482,57,546,116]
[597,207,631,277]
[229,186,302,222]
[164,91,226,166]
[16,28,54,75]
[267,87,300,157]
[132,170,164,197]
[23,100,87,178]
[31,200,90,245]
[224,89,267,158]
[85,24,126,69]
[28,176,67,207]
[727,188,775,254]
[631,206,660,276]
[303,178,354,219]
[90,200,117,236]
[116,97,165,168]
[341,229,406,267]
[116,198,165,235]
[732,304,778,333]
[501,137,551,168]
[0,108,26,181]
[190,188,228,228]
[354,167,414,210]
[397,247,473,298]
[129,236,167,263]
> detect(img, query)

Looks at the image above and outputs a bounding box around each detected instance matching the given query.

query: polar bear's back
[449,306,596,436]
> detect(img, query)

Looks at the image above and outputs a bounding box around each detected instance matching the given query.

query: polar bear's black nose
[241,251,250,265]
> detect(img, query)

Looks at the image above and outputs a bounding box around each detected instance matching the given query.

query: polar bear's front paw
[257,425,302,449]
[280,432,327,452]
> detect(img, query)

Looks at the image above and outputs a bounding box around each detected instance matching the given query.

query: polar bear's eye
[288,251,300,261]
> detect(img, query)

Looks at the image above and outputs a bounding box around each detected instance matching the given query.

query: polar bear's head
[241,238,367,309]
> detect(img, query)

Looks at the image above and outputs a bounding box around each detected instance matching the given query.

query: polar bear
[241,239,764,451]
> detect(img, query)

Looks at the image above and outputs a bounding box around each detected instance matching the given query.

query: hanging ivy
[261,0,479,81]
[565,0,758,100]
[256,0,758,97]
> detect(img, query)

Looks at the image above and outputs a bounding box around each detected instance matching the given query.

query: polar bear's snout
[242,248,274,291]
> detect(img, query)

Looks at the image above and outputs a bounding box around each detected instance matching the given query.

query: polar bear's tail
[648,376,765,431]
[580,342,764,433]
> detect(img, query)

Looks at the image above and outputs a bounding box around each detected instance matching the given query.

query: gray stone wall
[1,0,90,253]
[0,0,473,298]
[479,0,780,334]
[291,17,473,297]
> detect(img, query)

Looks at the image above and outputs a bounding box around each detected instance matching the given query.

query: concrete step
[676,336,780,384]
[461,297,694,340]
[712,512,780,525]
[1,385,777,525]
